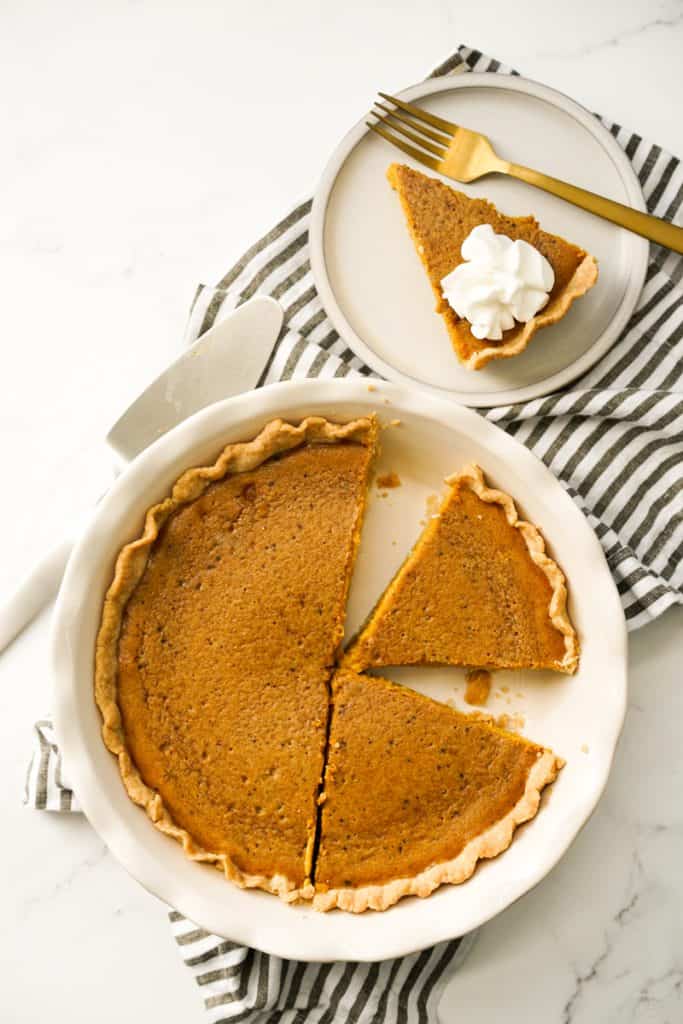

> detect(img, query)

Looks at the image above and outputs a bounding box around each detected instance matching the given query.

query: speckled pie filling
[387,162,598,370]
[95,417,573,912]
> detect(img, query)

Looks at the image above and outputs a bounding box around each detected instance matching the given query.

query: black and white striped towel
[26,44,683,1022]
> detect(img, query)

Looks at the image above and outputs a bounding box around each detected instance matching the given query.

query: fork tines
[366,92,456,172]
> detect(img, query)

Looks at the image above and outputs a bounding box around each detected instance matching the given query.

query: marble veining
[562,853,646,1023]
[535,6,683,61]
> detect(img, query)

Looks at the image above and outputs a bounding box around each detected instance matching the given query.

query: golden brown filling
[387,162,589,362]
[345,482,567,672]
[315,669,543,890]
[103,425,571,906]
[117,443,372,886]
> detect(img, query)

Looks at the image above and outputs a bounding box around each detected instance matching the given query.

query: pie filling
[95,419,575,911]
[312,669,562,912]
[344,463,579,675]
[96,417,377,896]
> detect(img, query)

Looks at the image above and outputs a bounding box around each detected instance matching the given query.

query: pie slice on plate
[344,463,579,674]
[95,416,377,900]
[387,162,598,370]
[313,668,563,912]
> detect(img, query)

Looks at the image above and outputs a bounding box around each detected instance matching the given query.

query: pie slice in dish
[387,163,598,370]
[95,416,377,901]
[344,463,579,674]
[313,668,563,912]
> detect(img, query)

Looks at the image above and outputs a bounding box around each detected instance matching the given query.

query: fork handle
[505,162,683,254]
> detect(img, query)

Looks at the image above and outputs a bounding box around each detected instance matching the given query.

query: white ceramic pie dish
[52,378,627,961]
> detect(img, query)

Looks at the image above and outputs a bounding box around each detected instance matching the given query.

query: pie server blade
[107,295,283,465]
[0,296,284,654]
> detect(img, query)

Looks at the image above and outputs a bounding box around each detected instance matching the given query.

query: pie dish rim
[51,378,627,960]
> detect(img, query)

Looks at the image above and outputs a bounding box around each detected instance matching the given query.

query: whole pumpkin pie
[95,416,377,900]
[313,668,563,912]
[344,463,579,675]
[387,162,598,370]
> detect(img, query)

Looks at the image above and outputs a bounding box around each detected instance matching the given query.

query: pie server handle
[0,538,73,654]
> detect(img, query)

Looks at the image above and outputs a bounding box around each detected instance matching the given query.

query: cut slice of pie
[344,463,579,675]
[95,416,377,901]
[387,163,598,370]
[313,668,563,912]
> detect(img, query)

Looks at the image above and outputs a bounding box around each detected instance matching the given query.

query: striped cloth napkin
[26,43,683,1023]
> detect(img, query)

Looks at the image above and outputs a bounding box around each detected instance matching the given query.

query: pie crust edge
[343,462,580,675]
[386,161,599,372]
[313,747,563,912]
[458,253,598,371]
[450,464,580,674]
[94,415,377,902]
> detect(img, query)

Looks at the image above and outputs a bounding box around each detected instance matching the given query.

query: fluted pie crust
[314,669,563,912]
[95,418,575,913]
[344,463,579,676]
[314,749,562,912]
[455,465,579,672]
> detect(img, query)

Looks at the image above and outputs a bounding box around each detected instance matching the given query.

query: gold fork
[368,93,683,254]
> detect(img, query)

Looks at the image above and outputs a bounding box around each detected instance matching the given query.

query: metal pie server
[0,295,283,654]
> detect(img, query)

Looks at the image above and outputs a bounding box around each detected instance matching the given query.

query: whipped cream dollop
[440,224,555,342]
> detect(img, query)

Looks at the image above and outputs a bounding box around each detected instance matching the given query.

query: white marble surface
[1,1,682,1020]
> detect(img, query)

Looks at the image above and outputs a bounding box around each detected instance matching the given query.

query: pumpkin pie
[95,416,377,900]
[313,668,563,912]
[344,463,579,675]
[387,163,598,370]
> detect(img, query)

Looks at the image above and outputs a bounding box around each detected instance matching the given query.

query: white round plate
[310,75,649,407]
[53,379,627,961]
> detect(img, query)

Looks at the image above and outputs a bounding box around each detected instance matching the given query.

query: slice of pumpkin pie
[344,463,579,675]
[313,668,563,912]
[95,416,377,902]
[387,163,598,370]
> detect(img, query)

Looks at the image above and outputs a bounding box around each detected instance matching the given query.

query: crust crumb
[465,709,494,723]
[496,712,525,732]
[425,493,441,517]
[377,472,401,490]
[464,669,492,706]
